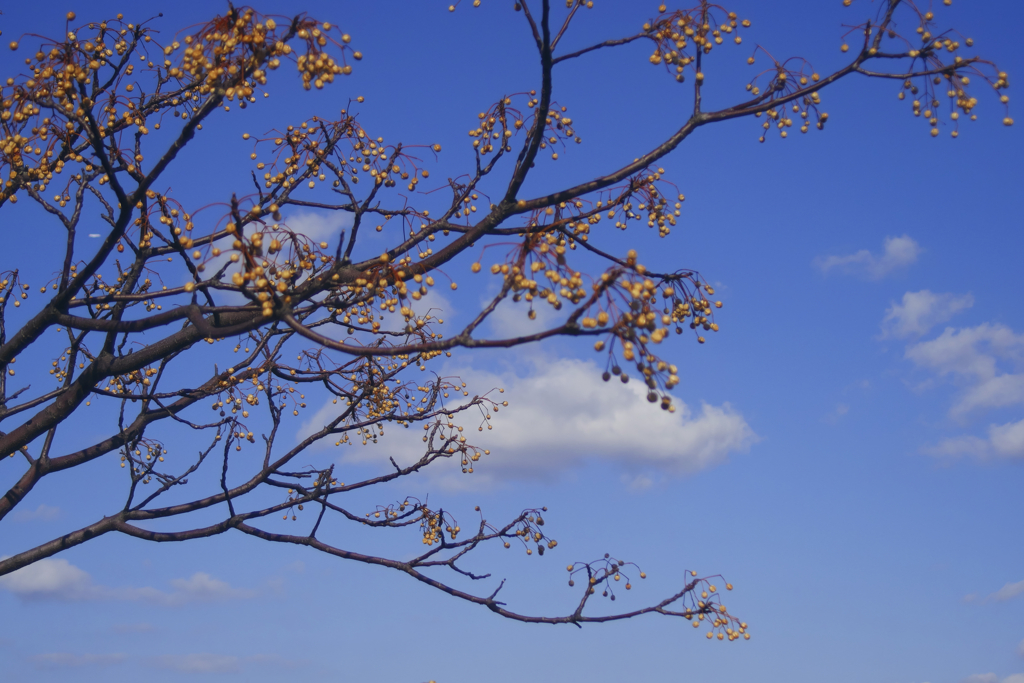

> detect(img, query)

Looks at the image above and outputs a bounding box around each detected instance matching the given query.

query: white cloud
[822,403,850,425]
[963,578,1024,605]
[247,654,309,670]
[965,676,1024,683]
[308,357,757,488]
[881,290,974,338]
[905,321,1024,458]
[622,473,655,492]
[922,419,1024,462]
[923,434,990,459]
[902,320,1024,460]
[878,300,1024,461]
[283,561,305,574]
[0,558,93,600]
[391,287,456,327]
[30,653,127,669]
[815,234,920,279]
[990,418,1024,457]
[195,209,351,302]
[957,376,1024,417]
[986,579,1024,603]
[0,558,255,604]
[10,504,61,522]
[282,209,351,246]
[148,653,241,674]
[166,572,256,602]
[486,297,559,340]
[143,653,306,674]
[906,323,1024,418]
[906,324,1024,384]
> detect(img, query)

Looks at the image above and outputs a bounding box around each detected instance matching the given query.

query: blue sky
[1,1,1022,681]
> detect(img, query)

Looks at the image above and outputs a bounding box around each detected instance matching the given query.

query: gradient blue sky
[1,1,1022,682]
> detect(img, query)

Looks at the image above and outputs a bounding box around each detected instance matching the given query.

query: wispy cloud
[962,675,1024,683]
[986,579,1024,603]
[485,295,558,339]
[883,300,1024,460]
[621,473,656,492]
[881,290,974,339]
[248,654,310,670]
[307,356,757,489]
[964,578,1024,605]
[193,209,351,300]
[165,572,257,602]
[148,653,241,674]
[822,403,850,425]
[815,234,920,280]
[898,318,1024,459]
[925,418,1024,460]
[282,209,352,246]
[991,419,1024,456]
[10,504,61,522]
[29,652,127,669]
[143,653,309,674]
[906,323,1024,419]
[0,558,256,604]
